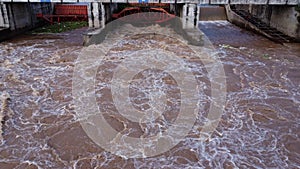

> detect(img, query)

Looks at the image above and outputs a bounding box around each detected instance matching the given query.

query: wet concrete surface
[0,22,299,168]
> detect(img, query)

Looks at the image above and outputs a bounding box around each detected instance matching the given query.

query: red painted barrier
[55,5,88,15]
[37,4,88,23]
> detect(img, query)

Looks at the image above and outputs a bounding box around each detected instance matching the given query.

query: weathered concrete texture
[0,3,9,28]
[88,2,104,28]
[268,0,286,4]
[270,6,300,39]
[0,3,51,41]
[86,2,119,28]
[287,0,298,5]
[105,3,118,23]
[199,6,227,20]
[170,3,185,17]
[211,0,229,4]
[273,0,297,4]
[7,3,32,30]
[199,0,210,4]
[5,3,51,31]
[226,5,251,27]
[183,4,198,17]
[249,0,268,4]
[229,0,248,4]
[230,4,300,40]
[225,5,273,38]
[92,3,100,28]
[240,5,300,40]
[249,4,272,24]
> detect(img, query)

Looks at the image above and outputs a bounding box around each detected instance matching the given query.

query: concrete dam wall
[232,4,300,40]
[0,3,52,41]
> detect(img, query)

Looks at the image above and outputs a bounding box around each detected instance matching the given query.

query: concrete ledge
[83,28,104,46]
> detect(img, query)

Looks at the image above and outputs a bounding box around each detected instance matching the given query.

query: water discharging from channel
[0,21,299,168]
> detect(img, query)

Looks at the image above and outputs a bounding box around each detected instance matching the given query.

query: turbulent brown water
[0,21,299,168]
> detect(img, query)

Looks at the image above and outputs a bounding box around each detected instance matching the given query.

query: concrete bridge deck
[0,0,299,5]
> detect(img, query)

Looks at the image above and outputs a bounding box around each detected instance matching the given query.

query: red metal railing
[37,4,88,24]
[112,7,175,24]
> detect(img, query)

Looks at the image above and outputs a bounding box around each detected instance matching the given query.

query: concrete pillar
[183,4,198,17]
[100,3,105,28]
[2,3,9,27]
[88,2,104,28]
[170,4,175,14]
[88,3,92,27]
[0,3,4,27]
[7,4,16,30]
[170,3,181,17]
[104,3,115,23]
[183,4,188,17]
[188,4,194,17]
[93,3,100,28]
[182,4,198,29]
[196,5,200,24]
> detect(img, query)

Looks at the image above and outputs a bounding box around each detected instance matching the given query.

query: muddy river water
[0,21,299,168]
